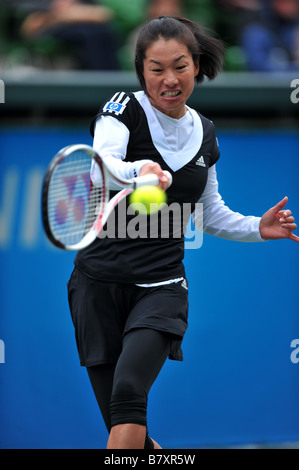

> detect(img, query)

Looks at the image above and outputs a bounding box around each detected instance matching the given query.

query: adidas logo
[181,279,188,290]
[195,156,206,167]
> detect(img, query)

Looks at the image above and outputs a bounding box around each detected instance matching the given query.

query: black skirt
[67,267,189,366]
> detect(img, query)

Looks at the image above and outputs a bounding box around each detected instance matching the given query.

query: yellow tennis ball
[129,185,167,215]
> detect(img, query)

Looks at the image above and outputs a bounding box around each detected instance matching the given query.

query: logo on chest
[195,156,206,167]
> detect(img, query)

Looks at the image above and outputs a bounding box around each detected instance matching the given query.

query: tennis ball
[129,185,167,215]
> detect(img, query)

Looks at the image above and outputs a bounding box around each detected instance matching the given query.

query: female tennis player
[67,16,299,449]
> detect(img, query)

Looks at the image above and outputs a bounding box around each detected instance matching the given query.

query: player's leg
[86,364,115,433]
[107,328,171,449]
[86,362,161,448]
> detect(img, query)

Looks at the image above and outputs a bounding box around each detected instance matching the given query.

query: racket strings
[47,152,105,245]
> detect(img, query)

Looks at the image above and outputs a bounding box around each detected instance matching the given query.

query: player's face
[143,38,199,119]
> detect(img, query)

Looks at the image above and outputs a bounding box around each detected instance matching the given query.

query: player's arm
[195,166,298,243]
[93,116,153,182]
[194,165,263,242]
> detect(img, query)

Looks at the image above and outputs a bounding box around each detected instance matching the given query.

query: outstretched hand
[259,197,299,242]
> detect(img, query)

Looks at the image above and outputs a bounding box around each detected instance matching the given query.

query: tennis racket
[42,144,172,251]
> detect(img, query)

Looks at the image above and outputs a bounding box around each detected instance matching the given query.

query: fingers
[162,171,172,190]
[278,208,296,229]
[279,210,294,224]
[276,199,299,242]
[159,171,171,190]
[139,162,171,190]
[281,223,297,231]
[290,232,299,243]
[153,168,170,190]
[279,211,298,242]
[279,210,297,230]
[273,196,288,212]
[280,218,295,225]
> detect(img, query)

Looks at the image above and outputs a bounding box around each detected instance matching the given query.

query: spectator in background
[215,0,261,44]
[20,0,121,70]
[123,0,183,69]
[240,0,299,71]
[147,0,182,18]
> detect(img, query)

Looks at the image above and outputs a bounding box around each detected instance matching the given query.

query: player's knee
[110,377,147,427]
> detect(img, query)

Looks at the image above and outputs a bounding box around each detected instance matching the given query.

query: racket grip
[164,170,173,186]
[133,170,172,188]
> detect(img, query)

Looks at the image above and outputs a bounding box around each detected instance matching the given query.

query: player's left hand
[259,196,299,242]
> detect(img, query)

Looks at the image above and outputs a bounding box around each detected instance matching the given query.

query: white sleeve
[193,165,264,242]
[92,116,153,180]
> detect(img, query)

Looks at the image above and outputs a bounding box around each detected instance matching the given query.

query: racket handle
[133,170,172,188]
[164,170,173,186]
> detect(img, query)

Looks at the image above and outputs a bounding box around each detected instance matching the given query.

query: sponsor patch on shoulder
[103,92,130,116]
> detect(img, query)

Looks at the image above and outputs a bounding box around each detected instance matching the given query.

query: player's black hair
[135,16,225,92]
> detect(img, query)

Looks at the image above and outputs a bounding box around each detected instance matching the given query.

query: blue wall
[0,127,298,448]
